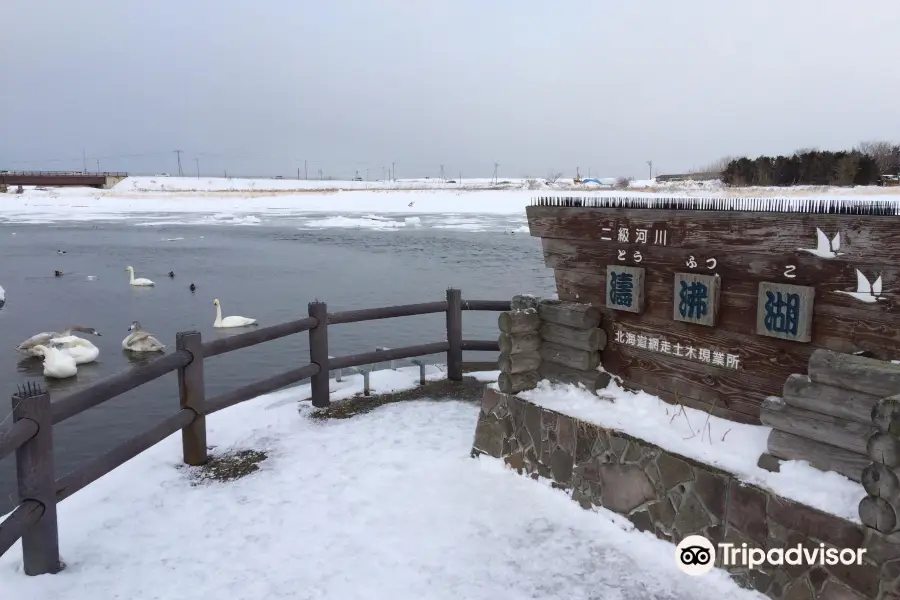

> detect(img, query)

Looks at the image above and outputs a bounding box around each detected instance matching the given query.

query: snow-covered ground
[0,367,760,600]
[516,379,866,523]
[0,176,898,229]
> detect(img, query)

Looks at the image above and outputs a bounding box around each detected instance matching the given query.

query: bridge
[0,171,128,189]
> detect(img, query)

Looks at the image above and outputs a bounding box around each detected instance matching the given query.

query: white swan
[0,283,5,308]
[16,325,102,357]
[125,266,155,286]
[50,335,100,364]
[213,298,258,328]
[31,345,78,379]
[123,321,166,352]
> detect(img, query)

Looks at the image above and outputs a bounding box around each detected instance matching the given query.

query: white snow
[0,366,761,600]
[516,380,866,523]
[1,176,898,228]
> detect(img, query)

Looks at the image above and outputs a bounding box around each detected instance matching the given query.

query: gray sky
[3,0,899,179]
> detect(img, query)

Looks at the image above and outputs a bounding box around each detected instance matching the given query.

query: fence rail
[0,289,509,574]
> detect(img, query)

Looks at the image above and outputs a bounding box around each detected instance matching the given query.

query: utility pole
[304,160,308,180]
[492,162,499,185]
[392,161,395,181]
[318,168,323,180]
[366,168,370,181]
[297,167,300,180]
[96,159,100,173]
[647,160,653,179]
[174,150,183,176]
[439,164,444,182]
[82,148,87,173]
[195,157,200,178]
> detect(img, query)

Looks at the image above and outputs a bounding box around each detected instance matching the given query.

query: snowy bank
[515,380,866,523]
[0,368,759,600]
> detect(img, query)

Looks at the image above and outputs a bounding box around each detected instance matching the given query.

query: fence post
[308,301,330,408]
[12,382,62,575]
[446,288,463,381]
[176,331,207,466]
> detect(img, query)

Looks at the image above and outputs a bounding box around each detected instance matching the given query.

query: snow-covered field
[0,367,760,600]
[0,176,898,229]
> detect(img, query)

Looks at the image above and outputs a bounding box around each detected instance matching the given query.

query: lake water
[0,216,555,510]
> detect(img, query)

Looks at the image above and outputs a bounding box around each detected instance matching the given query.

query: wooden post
[308,301,330,407]
[176,331,207,466]
[446,288,463,381]
[12,382,62,575]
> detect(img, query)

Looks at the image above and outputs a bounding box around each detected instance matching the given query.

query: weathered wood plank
[619,378,759,424]
[767,429,868,482]
[598,308,810,384]
[538,362,611,392]
[599,340,767,419]
[539,322,605,352]
[498,310,541,334]
[498,371,540,394]
[537,300,601,329]
[808,350,900,398]
[868,433,900,468]
[873,396,900,435]
[555,269,900,358]
[862,463,900,500]
[527,206,900,263]
[755,282,815,343]
[498,351,541,374]
[555,266,900,328]
[757,453,782,473]
[673,272,720,327]
[540,236,900,293]
[759,397,872,455]
[782,374,880,425]
[539,341,600,372]
[498,332,541,354]
[859,496,898,534]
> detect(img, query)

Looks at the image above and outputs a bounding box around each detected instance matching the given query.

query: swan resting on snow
[50,335,100,364]
[31,344,78,379]
[213,298,258,328]
[125,266,155,286]
[16,325,102,357]
[123,321,166,352]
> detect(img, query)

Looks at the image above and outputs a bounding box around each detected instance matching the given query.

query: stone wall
[473,386,900,600]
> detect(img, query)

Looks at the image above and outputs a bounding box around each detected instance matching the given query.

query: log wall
[526,197,900,424]
[758,349,900,484]
[496,295,611,394]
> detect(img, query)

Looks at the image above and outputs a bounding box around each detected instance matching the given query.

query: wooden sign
[526,196,900,425]
[756,282,814,343]
[673,273,720,327]
[606,265,644,313]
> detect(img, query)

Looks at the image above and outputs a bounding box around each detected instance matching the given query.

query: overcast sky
[2,0,898,179]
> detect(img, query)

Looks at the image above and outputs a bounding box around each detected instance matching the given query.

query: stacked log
[536,300,611,392]
[497,300,543,394]
[860,396,900,534]
[759,349,900,483]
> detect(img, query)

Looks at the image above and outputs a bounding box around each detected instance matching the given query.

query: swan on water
[189,283,196,293]
[213,298,258,328]
[16,326,102,357]
[50,335,100,364]
[125,266,155,286]
[123,321,166,352]
[168,271,175,278]
[31,344,78,379]
[55,270,63,277]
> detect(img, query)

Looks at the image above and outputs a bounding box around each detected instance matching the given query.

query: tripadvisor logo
[675,535,868,575]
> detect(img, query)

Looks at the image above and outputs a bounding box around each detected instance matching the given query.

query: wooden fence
[0,289,508,575]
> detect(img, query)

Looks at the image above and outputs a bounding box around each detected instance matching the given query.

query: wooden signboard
[526,197,900,424]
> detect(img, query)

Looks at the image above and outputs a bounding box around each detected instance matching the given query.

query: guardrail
[0,288,507,574]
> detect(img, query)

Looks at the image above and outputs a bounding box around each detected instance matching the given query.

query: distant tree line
[721,141,900,186]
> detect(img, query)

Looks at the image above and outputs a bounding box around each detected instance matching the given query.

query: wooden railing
[0,289,508,575]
